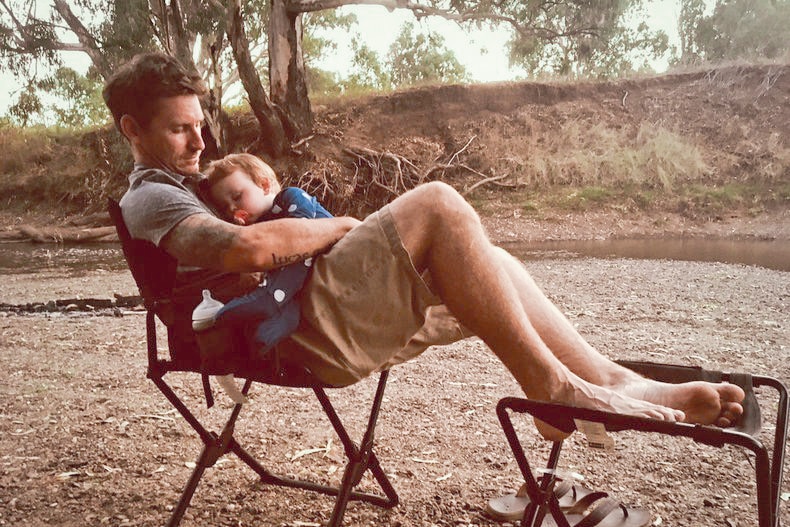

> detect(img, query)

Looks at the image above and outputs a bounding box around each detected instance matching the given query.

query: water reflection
[0,237,788,275]
[501,238,790,272]
[0,242,127,275]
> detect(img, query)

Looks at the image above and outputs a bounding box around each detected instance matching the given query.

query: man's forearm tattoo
[167,214,235,268]
[270,236,343,267]
[272,252,312,266]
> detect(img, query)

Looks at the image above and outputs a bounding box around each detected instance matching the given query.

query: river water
[500,237,790,272]
[1,237,788,275]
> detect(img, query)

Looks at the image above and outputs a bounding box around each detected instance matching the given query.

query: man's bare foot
[533,380,685,441]
[622,379,745,427]
[534,379,745,441]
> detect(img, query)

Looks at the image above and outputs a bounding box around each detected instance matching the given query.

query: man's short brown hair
[103,52,207,132]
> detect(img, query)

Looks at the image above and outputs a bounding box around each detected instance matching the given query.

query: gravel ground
[1,254,788,527]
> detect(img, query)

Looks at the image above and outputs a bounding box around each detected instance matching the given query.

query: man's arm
[161,212,360,272]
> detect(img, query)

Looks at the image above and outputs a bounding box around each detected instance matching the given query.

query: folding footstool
[108,199,398,527]
[495,361,788,527]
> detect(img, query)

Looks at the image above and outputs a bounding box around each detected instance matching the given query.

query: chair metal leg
[762,376,789,526]
[166,441,215,527]
[495,399,570,527]
[153,369,398,527]
[316,370,399,526]
[163,385,245,527]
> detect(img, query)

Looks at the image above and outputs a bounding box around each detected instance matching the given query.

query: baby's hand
[233,210,250,225]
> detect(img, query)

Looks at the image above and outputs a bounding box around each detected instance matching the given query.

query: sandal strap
[564,490,610,515]
[516,475,576,501]
[552,479,575,500]
[575,496,630,527]
[512,477,579,516]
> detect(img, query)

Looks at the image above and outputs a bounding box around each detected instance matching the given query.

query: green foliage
[322,21,468,95]
[94,0,158,71]
[303,10,360,96]
[506,0,669,78]
[303,10,357,67]
[676,0,790,63]
[556,186,616,210]
[7,84,43,127]
[674,182,769,216]
[44,67,107,128]
[307,67,344,97]
[0,0,154,127]
[387,22,469,88]
[5,67,107,128]
[0,2,62,77]
[340,38,392,92]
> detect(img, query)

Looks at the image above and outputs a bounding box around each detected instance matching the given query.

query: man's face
[133,94,205,175]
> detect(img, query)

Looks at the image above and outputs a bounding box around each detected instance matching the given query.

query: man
[104,52,743,441]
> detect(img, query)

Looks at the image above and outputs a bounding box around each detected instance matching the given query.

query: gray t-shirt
[119,164,213,247]
[118,164,257,355]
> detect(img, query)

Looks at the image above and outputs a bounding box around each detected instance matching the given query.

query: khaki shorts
[289,205,469,386]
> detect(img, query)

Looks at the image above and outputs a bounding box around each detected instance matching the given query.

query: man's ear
[260,177,272,194]
[119,114,140,142]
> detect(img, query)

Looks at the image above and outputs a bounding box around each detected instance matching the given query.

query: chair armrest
[496,397,763,450]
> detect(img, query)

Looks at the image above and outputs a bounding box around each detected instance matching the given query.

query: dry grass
[513,122,710,190]
[0,125,131,216]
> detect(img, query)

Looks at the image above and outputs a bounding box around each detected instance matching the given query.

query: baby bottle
[192,289,224,331]
[191,290,247,405]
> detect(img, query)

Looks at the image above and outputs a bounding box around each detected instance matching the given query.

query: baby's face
[208,169,278,225]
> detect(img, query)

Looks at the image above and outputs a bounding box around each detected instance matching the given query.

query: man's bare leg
[387,182,684,438]
[493,245,745,426]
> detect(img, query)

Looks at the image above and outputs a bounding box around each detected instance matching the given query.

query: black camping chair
[108,199,398,527]
[495,361,788,527]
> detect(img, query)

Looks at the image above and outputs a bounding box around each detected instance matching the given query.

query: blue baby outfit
[215,187,332,357]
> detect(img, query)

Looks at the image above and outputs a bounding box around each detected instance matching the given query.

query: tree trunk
[201,37,229,160]
[52,0,112,79]
[165,0,227,157]
[270,0,312,135]
[227,0,290,157]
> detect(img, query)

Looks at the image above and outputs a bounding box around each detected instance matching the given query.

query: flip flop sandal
[485,477,595,522]
[542,491,651,527]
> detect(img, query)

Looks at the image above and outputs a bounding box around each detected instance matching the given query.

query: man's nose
[190,126,205,151]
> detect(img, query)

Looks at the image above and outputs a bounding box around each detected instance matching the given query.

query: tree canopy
[677,0,790,64]
[1,0,786,154]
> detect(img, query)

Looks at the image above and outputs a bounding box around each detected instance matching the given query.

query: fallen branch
[462,173,510,196]
[446,135,477,167]
[16,225,117,243]
[0,294,142,314]
[424,162,487,180]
